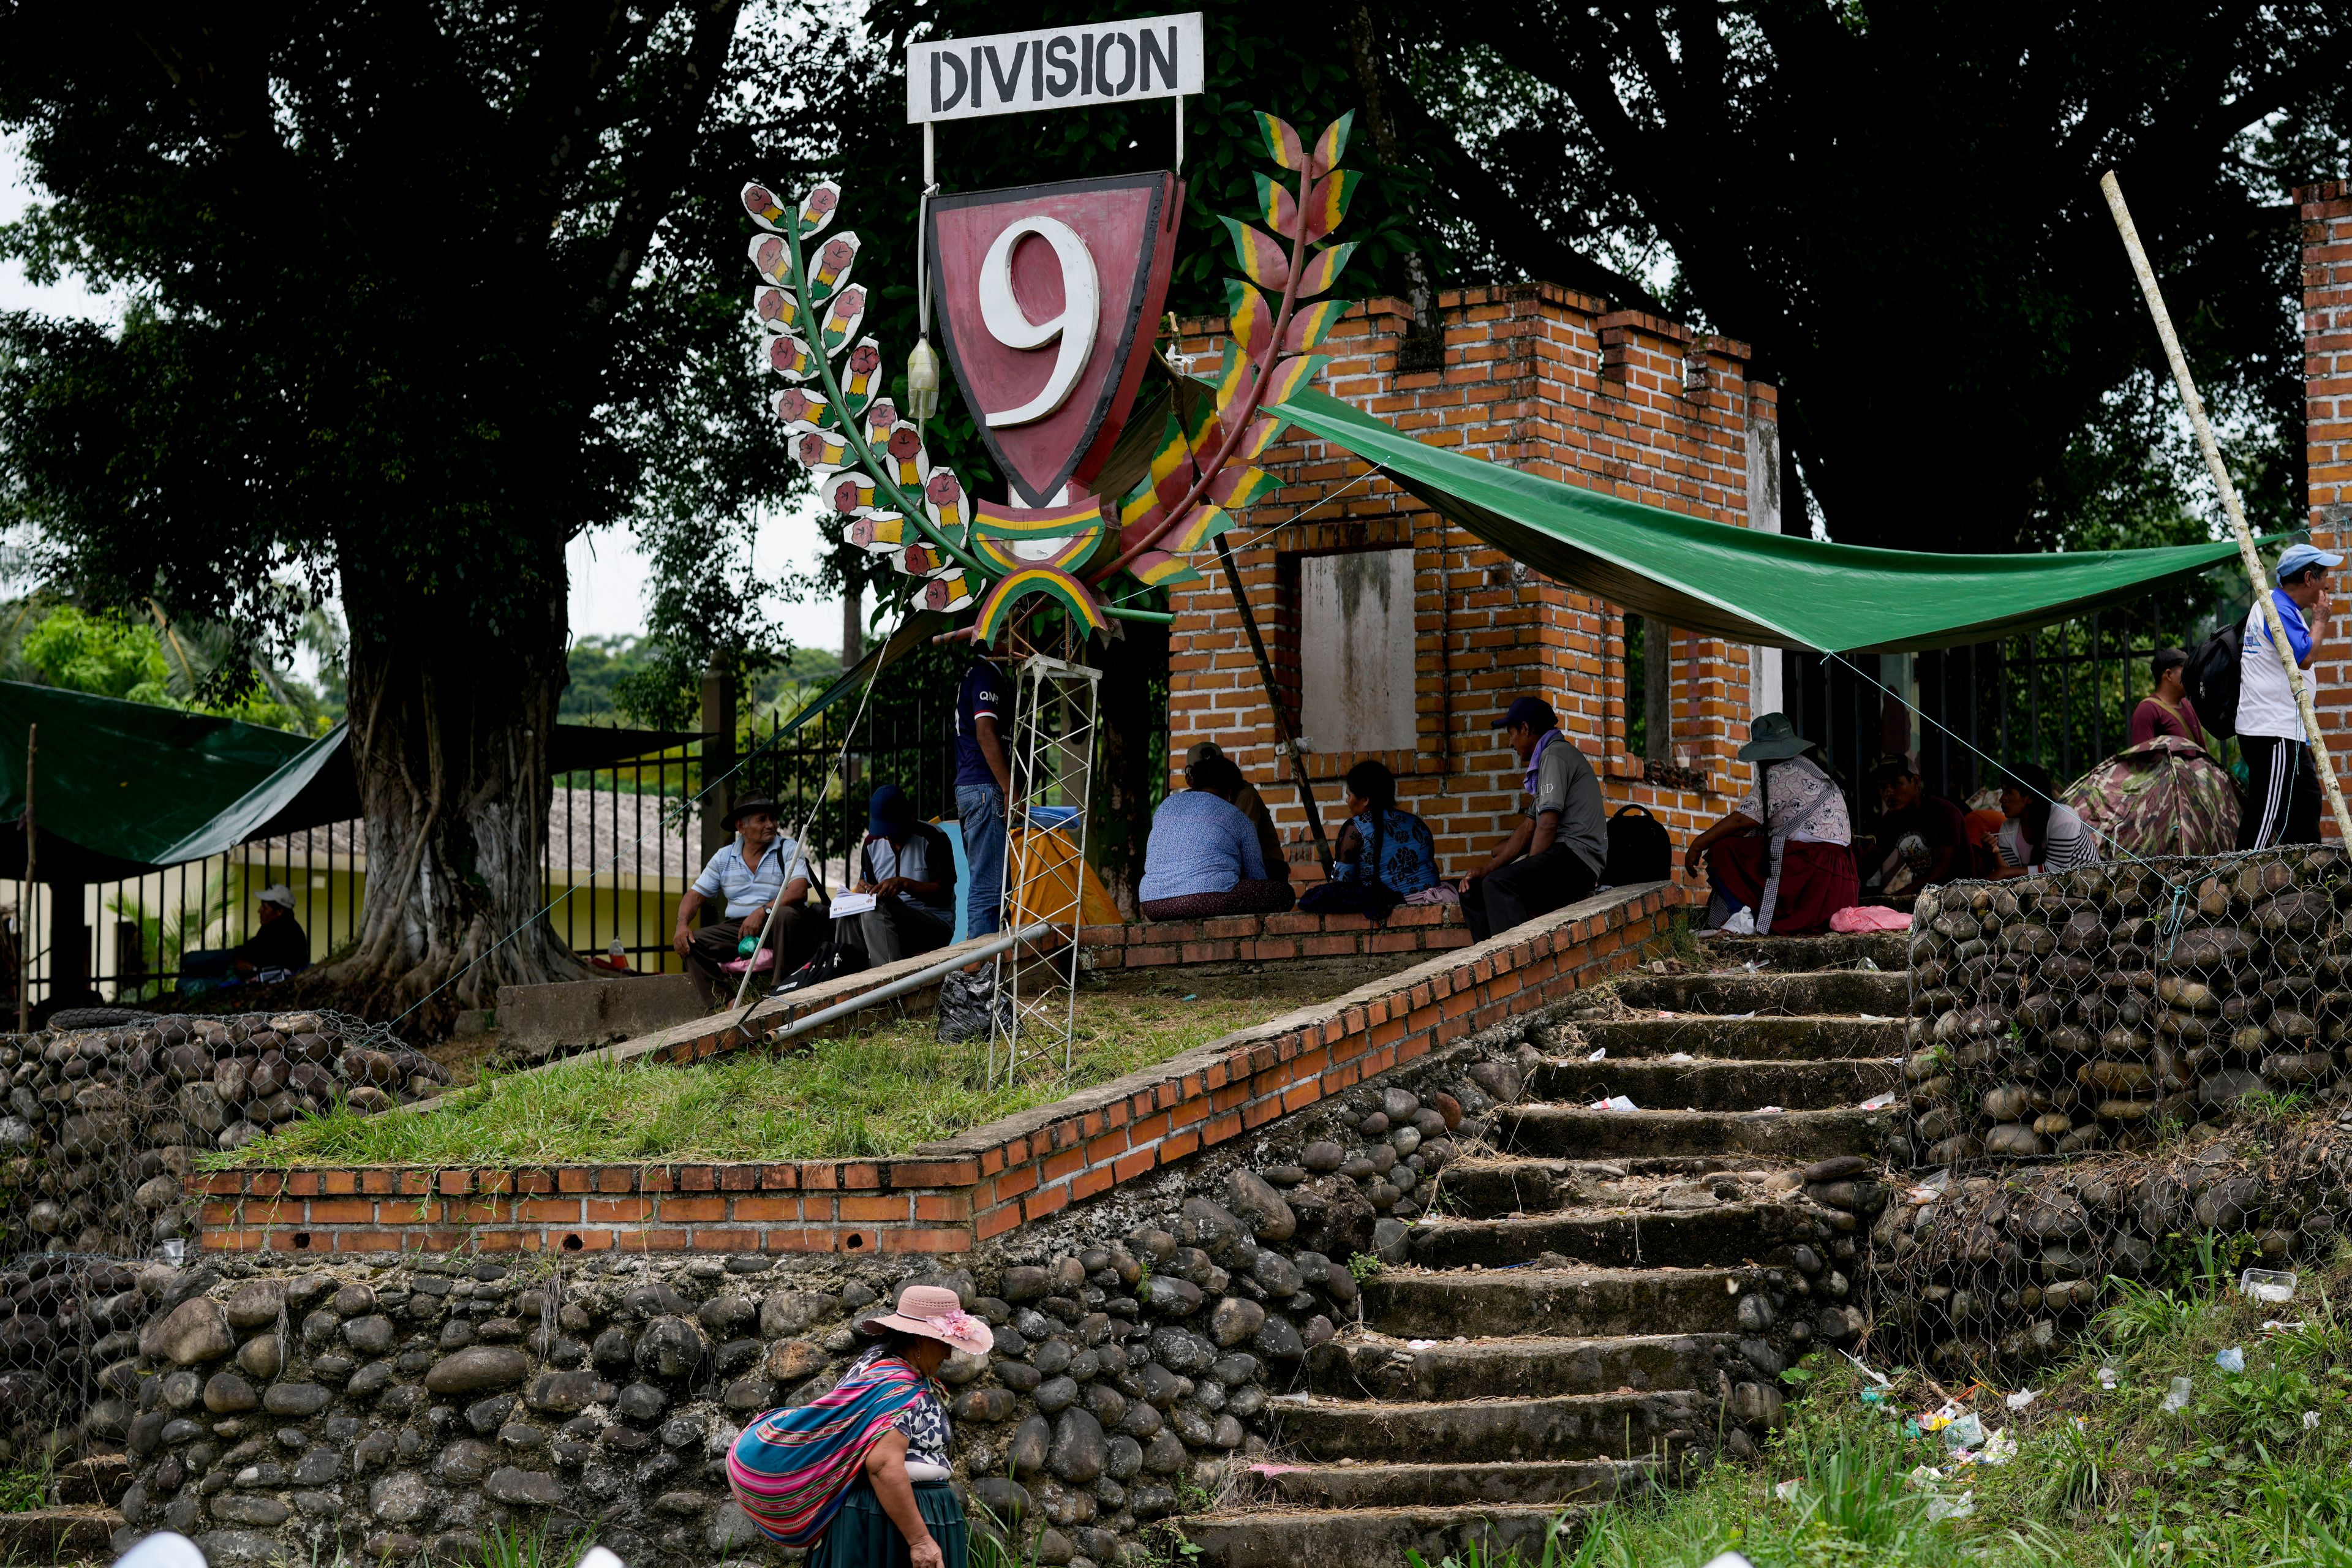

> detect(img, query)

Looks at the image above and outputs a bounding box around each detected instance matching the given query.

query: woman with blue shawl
[1308,760,1449,920]
[728,1284,991,1568]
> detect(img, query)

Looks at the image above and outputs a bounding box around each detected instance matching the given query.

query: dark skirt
[811,1478,969,1568]
[1708,835,1860,935]
[1139,878,1297,922]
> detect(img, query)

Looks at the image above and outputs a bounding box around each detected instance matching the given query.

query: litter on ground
[1588,1047,1607,1061]
[2162,1376,2193,1412]
[2240,1268,2297,1303]
[2005,1389,2038,1411]
[1858,1091,1898,1110]
[2216,1346,2245,1373]
[1588,1095,1640,1112]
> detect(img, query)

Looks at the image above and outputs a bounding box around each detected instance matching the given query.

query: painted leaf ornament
[793,429,852,473]
[884,424,930,488]
[1213,338,1255,412]
[841,339,884,410]
[1301,172,1360,245]
[863,399,900,445]
[974,565,1109,645]
[741,182,790,232]
[1161,502,1235,554]
[821,285,869,353]
[810,233,860,295]
[828,475,882,515]
[1218,216,1290,291]
[1210,464,1279,511]
[1127,550,1203,588]
[749,233,794,287]
[1236,414,1284,462]
[895,543,958,578]
[924,571,986,613]
[771,387,833,429]
[1226,280,1275,360]
[1311,113,1354,179]
[1283,298,1352,353]
[797,181,841,238]
[1253,173,1298,239]
[849,513,921,552]
[753,285,800,334]
[924,470,968,536]
[1259,354,1330,407]
[1295,243,1357,300]
[1257,112,1308,173]
[766,335,816,381]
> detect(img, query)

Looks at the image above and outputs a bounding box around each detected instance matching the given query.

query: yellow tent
[1006,827,1123,929]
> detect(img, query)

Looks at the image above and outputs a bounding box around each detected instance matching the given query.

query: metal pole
[1212,533,1333,872]
[17,723,30,1036]
[2101,170,2352,845]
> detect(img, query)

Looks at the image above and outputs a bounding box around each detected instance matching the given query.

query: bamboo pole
[1213,533,1333,872]
[2100,171,2352,846]
[18,724,32,1036]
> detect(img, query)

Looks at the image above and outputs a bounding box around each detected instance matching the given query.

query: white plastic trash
[1941,1412,1983,1450]
[1774,1478,1803,1504]
[2306,1411,2323,1430]
[1980,1428,2018,1464]
[2098,1365,2119,1390]
[1721,908,1758,935]
[2162,1376,2192,1412]
[1588,1047,1607,1061]
[2240,1268,2297,1303]
[1859,1091,1898,1110]
[1586,1095,1639,1112]
[1926,1490,1975,1521]
[2215,1346,2245,1373]
[2005,1389,2038,1411]
[1701,1555,1759,1568]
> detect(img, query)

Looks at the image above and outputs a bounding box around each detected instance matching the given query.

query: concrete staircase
[1179,931,1905,1568]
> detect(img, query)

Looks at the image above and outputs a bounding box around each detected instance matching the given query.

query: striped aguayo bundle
[726,1355,935,1547]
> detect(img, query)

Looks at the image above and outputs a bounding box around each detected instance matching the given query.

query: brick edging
[195,883,1691,1256]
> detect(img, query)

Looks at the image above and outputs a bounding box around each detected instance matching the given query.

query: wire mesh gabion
[1879,846,2352,1371]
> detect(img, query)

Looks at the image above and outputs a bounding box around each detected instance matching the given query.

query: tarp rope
[387,603,908,1030]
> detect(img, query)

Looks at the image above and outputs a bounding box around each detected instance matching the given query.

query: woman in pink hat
[727,1283,993,1568]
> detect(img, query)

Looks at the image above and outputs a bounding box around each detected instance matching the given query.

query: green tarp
[0,684,316,881]
[1267,386,2274,654]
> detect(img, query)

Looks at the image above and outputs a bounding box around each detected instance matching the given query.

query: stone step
[1531,1056,1899,1112]
[1697,932,1908,970]
[1496,1104,1896,1161]
[1364,1265,1748,1340]
[1616,970,1908,1016]
[1265,1387,1713,1464]
[1178,1504,1576,1568]
[1250,1457,1654,1510]
[1305,1332,1736,1402]
[1408,1201,1815,1271]
[1563,1014,1904,1061]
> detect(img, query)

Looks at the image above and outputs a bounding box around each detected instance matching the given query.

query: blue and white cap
[2276,542,2344,580]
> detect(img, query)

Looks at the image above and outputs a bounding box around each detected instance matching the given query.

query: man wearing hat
[1460,696,1609,941]
[1185,740,1289,888]
[176,883,311,993]
[673,796,816,1001]
[852,784,959,963]
[2238,541,2340,848]
[1684,712,1858,933]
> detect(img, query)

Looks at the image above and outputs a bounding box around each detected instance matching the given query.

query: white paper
[830,891,879,918]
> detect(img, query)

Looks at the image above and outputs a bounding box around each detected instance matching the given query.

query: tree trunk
[327,554,587,1020]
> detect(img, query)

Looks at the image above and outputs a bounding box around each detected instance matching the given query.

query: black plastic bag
[935,967,1011,1044]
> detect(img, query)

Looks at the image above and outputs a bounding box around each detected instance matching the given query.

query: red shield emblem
[927,172,1182,508]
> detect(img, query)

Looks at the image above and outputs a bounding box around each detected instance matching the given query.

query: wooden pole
[18,724,33,1036]
[2100,171,2352,846]
[1213,534,1333,872]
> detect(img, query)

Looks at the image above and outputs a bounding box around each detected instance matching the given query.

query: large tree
[0,3,796,1009]
[1365,0,2351,553]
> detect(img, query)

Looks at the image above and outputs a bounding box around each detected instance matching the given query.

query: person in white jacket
[2237,541,2341,850]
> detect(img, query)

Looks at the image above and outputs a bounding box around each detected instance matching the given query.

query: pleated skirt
[810,1479,969,1568]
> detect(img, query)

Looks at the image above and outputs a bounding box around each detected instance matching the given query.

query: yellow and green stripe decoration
[973,565,1109,645]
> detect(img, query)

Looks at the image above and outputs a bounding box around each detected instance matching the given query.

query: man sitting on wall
[1866,757,1967,894]
[852,784,960,964]
[673,796,818,1003]
[177,883,310,994]
[1137,753,1297,921]
[1459,696,1608,942]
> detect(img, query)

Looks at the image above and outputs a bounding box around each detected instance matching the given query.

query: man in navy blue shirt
[954,653,1013,937]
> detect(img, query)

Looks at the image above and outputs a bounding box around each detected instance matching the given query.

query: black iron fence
[1783,607,2238,809]
[9,697,960,1009]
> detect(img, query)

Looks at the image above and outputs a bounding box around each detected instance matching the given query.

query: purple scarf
[1523,726,1561,797]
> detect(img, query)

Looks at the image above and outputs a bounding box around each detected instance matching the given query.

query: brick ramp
[1179,930,1903,1564]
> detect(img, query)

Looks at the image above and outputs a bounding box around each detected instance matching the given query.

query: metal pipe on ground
[724,920,1054,1050]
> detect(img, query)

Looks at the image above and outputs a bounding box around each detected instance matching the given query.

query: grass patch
[1400,1240,2352,1567]
[208,987,1270,1167]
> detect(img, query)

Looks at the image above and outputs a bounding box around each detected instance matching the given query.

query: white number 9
[978,216,1099,428]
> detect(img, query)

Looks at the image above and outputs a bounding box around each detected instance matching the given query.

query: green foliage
[1348,1251,1384,1283]
[20,604,169,703]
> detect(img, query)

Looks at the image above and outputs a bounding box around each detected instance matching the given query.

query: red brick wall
[193,884,1690,1257]
[1166,284,1776,884]
[2303,179,2352,815]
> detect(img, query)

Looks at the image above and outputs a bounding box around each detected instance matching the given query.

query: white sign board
[907,12,1203,124]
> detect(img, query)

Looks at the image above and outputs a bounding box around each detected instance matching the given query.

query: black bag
[1603,804,1673,885]
[769,940,868,997]
[1298,875,1403,923]
[2185,622,2244,739]
[935,967,1012,1044]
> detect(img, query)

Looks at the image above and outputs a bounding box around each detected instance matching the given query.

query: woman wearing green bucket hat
[1682,713,1860,935]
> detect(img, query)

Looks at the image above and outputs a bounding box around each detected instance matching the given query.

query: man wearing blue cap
[854,784,960,963]
[1460,696,1608,941]
[2238,541,2341,849]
